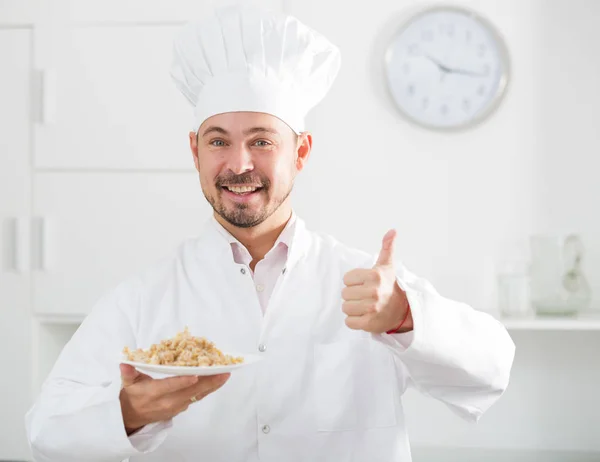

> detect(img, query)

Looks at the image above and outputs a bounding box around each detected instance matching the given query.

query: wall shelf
[34,314,86,325]
[501,314,600,331]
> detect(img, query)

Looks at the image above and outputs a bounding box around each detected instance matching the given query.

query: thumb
[120,363,143,387]
[375,229,397,267]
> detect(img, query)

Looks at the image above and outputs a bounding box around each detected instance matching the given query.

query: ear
[189,130,200,172]
[295,132,312,172]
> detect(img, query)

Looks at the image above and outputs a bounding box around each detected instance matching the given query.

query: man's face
[189,112,311,228]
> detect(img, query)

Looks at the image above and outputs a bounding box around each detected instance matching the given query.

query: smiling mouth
[221,185,264,195]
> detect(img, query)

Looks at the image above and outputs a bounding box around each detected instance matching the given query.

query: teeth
[226,186,258,194]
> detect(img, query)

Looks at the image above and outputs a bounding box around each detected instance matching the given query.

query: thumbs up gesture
[342,230,412,334]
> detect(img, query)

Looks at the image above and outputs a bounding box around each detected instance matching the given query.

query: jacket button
[282,267,287,274]
[240,268,246,275]
[258,344,267,353]
[262,424,270,434]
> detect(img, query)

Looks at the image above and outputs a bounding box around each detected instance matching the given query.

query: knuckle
[341,287,349,300]
[160,398,178,413]
[341,301,351,314]
[344,317,358,330]
[342,272,351,285]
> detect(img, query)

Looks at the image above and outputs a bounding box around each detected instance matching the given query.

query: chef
[25,5,515,462]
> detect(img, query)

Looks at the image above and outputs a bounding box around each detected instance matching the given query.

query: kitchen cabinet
[0,28,34,460]
[32,0,284,171]
[33,25,193,170]
[0,0,40,24]
[32,172,211,316]
[46,0,283,23]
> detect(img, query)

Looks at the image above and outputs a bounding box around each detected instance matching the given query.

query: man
[25,5,515,462]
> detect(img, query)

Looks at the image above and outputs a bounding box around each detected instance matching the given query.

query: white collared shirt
[210,213,297,314]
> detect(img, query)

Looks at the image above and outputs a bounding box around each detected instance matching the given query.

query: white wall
[534,0,600,309]
[287,0,600,453]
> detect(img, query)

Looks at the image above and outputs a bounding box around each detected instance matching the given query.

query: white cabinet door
[33,0,284,171]
[34,25,194,170]
[0,0,40,24]
[51,0,283,23]
[32,172,212,316]
[0,29,33,460]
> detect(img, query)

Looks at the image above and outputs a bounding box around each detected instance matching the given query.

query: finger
[147,375,199,397]
[169,374,226,417]
[375,229,397,267]
[171,373,230,404]
[341,285,379,302]
[342,300,376,316]
[189,373,230,401]
[343,268,372,286]
[344,315,371,331]
[120,364,151,387]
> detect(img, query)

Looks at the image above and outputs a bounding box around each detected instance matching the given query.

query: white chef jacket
[25,214,515,462]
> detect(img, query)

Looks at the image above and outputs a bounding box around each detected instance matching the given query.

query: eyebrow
[201,126,280,137]
[243,126,279,136]
[201,126,229,137]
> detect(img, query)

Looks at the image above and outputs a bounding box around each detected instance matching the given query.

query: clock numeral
[408,43,419,55]
[478,85,486,96]
[422,97,429,109]
[478,44,486,58]
[463,99,471,111]
[440,104,449,116]
[439,23,454,36]
[407,84,416,96]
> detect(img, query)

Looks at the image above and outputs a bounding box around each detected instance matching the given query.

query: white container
[529,234,591,316]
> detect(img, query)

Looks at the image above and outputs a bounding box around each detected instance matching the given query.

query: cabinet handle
[37,69,57,125]
[12,217,29,273]
[33,217,51,272]
[38,217,51,272]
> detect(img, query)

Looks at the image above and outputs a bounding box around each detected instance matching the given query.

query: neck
[214,204,293,264]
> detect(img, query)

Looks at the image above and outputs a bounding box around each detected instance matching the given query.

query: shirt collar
[209,211,298,257]
[198,210,309,273]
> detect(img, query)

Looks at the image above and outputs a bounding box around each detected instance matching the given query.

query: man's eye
[254,140,271,147]
[210,140,226,147]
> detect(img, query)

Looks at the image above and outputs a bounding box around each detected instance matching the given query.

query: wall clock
[385,6,510,130]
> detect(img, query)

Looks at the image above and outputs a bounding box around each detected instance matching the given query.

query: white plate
[120,353,263,376]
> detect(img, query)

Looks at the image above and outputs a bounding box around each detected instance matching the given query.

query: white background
[1,0,599,460]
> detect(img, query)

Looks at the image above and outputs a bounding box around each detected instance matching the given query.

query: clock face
[385,7,509,130]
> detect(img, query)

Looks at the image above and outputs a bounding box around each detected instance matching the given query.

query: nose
[225,145,254,175]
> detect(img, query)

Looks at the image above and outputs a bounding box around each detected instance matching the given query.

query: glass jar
[497,260,532,318]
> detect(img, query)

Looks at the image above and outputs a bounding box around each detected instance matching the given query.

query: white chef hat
[170,4,341,134]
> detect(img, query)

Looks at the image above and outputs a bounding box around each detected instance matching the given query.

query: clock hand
[423,54,452,74]
[423,54,488,78]
[447,67,487,77]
